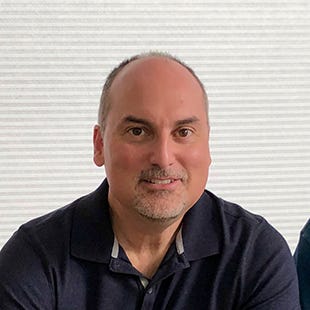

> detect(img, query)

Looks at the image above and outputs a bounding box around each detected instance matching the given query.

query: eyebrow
[121,115,153,127]
[121,115,200,127]
[175,116,200,126]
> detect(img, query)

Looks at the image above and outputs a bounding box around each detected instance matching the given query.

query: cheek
[104,142,145,175]
[183,144,211,172]
[181,145,211,192]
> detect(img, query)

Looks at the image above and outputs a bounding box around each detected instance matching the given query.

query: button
[147,287,153,294]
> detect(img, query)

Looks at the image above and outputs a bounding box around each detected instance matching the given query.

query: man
[295,219,310,309]
[0,52,300,309]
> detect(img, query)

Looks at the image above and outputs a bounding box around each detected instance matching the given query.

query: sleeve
[241,221,301,310]
[0,228,54,309]
[294,220,310,310]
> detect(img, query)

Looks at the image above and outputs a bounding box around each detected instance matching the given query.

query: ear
[93,125,105,167]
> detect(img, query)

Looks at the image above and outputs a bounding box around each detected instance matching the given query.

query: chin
[135,201,188,224]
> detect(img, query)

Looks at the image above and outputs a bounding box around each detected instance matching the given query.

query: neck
[110,207,183,278]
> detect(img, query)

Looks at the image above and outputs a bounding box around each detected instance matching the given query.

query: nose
[149,134,175,168]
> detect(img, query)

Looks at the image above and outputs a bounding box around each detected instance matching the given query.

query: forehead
[111,56,202,93]
[107,56,206,120]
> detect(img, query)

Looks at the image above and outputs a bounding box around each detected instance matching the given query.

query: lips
[145,179,175,185]
[139,169,185,187]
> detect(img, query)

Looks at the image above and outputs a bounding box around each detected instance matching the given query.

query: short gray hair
[98,51,209,130]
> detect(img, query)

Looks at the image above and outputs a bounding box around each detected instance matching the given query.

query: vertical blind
[0,0,310,252]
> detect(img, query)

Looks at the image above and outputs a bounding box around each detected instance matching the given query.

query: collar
[181,190,221,260]
[71,179,113,263]
[71,179,221,263]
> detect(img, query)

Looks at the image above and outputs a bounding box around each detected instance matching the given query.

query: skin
[93,56,211,277]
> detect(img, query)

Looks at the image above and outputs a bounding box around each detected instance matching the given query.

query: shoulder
[0,181,109,308]
[15,181,108,250]
[205,190,279,242]
[18,196,82,250]
[199,190,294,275]
[212,192,263,224]
[299,219,310,243]
[295,220,310,310]
[1,182,106,264]
[183,190,290,263]
[295,219,310,264]
[0,195,83,271]
[203,191,300,308]
[0,200,80,309]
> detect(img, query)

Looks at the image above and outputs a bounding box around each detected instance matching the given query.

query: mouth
[140,178,182,191]
[144,178,176,185]
[139,169,185,190]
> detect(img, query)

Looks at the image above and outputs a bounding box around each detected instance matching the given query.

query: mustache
[139,167,186,180]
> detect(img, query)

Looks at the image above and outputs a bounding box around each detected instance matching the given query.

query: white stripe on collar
[175,226,184,255]
[111,236,119,258]
[111,227,184,258]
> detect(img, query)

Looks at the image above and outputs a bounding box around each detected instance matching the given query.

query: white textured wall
[1,0,310,252]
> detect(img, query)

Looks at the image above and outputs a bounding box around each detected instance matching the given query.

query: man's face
[94,56,211,224]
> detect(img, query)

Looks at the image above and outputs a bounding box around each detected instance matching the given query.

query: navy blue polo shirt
[0,180,300,309]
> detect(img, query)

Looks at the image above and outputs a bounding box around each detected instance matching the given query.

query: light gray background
[1,0,310,251]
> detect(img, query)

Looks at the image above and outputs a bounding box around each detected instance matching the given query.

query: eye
[128,127,145,136]
[177,128,193,137]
